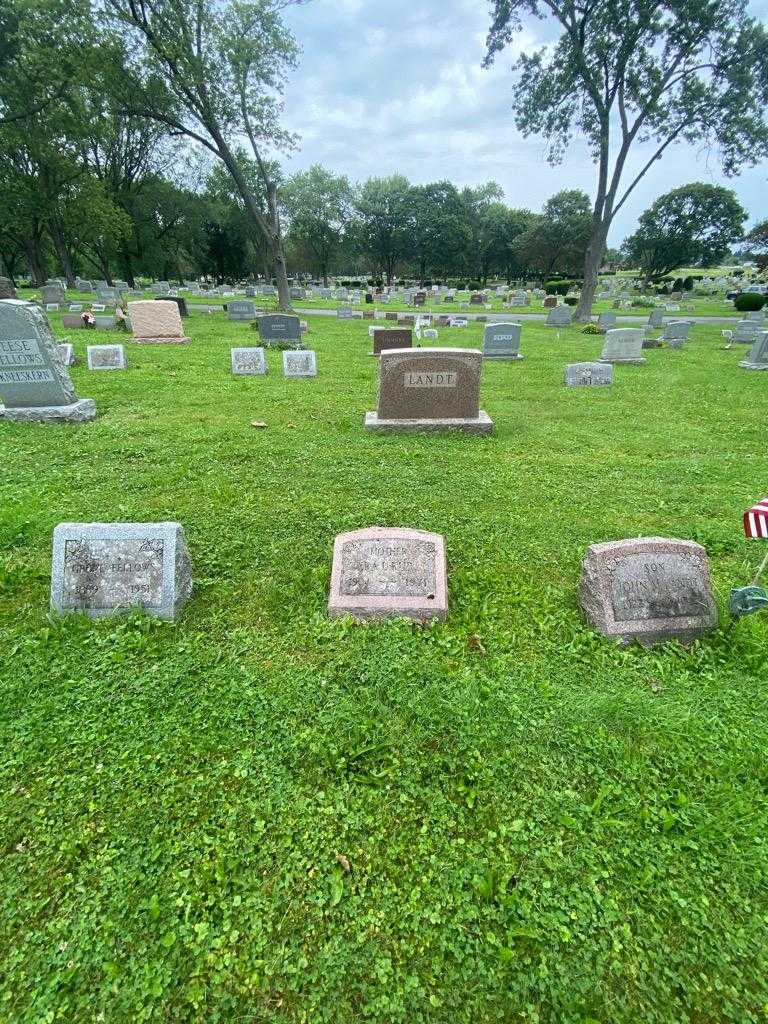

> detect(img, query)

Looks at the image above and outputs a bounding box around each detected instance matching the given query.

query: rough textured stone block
[128,300,190,344]
[87,344,126,370]
[51,522,193,620]
[231,347,267,375]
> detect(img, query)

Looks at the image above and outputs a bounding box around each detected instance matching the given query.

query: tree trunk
[575,220,610,321]
[24,236,46,286]
[48,221,77,288]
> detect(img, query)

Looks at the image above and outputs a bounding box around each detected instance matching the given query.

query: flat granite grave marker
[228,300,257,322]
[128,300,190,344]
[739,331,768,370]
[51,521,192,621]
[87,344,126,370]
[580,538,717,646]
[258,314,301,346]
[365,347,493,435]
[482,322,523,360]
[328,527,448,622]
[56,343,77,367]
[371,328,413,357]
[283,349,317,377]
[231,347,267,375]
[565,362,613,387]
[0,300,96,422]
[598,328,646,364]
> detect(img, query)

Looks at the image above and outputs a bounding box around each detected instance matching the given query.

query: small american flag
[744,499,768,539]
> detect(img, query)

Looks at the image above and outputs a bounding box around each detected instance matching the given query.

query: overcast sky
[279,0,768,245]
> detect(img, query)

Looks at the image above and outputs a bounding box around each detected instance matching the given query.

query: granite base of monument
[0,398,97,424]
[364,410,493,435]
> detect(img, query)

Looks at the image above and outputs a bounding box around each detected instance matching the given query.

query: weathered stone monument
[482,323,523,360]
[87,344,126,370]
[565,362,613,387]
[42,284,65,305]
[282,349,317,377]
[739,331,768,370]
[51,521,193,621]
[598,328,646,364]
[662,321,692,348]
[231,347,267,375]
[258,314,301,346]
[0,300,96,422]
[365,347,493,435]
[733,320,761,344]
[546,306,573,326]
[228,300,257,322]
[0,277,17,300]
[56,343,77,367]
[328,527,448,621]
[128,300,190,344]
[371,328,412,357]
[597,311,617,330]
[648,309,665,328]
[580,538,717,646]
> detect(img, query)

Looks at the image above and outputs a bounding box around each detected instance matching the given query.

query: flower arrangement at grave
[81,311,96,328]
[582,322,603,334]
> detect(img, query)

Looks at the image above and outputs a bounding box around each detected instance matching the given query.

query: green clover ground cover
[1,313,767,1023]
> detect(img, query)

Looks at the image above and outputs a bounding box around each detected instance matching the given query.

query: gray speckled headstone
[739,331,768,370]
[598,328,646,364]
[648,309,665,328]
[231,346,267,375]
[0,300,96,422]
[258,314,301,344]
[546,305,573,326]
[87,344,126,370]
[565,362,613,387]
[580,538,717,646]
[482,322,522,360]
[0,277,17,300]
[51,522,193,621]
[733,320,761,344]
[228,300,257,321]
[283,349,317,377]
[662,321,691,348]
[56,343,76,367]
[42,285,65,305]
[597,311,617,330]
[337,306,354,320]
[328,527,448,621]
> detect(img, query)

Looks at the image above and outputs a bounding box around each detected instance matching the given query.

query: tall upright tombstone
[156,294,188,317]
[662,321,692,348]
[598,328,646,364]
[328,527,448,622]
[51,522,193,621]
[0,300,96,422]
[580,538,717,646]
[482,323,523,360]
[258,314,301,347]
[228,300,257,321]
[546,306,573,326]
[365,347,493,435]
[739,331,768,370]
[42,284,65,305]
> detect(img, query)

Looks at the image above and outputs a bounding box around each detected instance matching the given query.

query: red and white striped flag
[744,499,768,539]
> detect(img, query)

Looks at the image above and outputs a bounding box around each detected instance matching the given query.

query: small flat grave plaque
[51,522,193,621]
[231,347,267,375]
[580,538,717,646]
[283,349,317,377]
[328,527,447,621]
[565,362,613,387]
[87,344,126,370]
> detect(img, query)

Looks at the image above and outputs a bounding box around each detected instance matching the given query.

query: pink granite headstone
[127,300,190,345]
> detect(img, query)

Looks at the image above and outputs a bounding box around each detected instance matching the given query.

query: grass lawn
[1,310,767,1023]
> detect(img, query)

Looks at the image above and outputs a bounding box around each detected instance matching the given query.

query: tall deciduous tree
[102,0,304,309]
[283,165,353,285]
[355,176,415,284]
[741,220,768,272]
[622,183,747,282]
[484,0,768,318]
[513,190,592,279]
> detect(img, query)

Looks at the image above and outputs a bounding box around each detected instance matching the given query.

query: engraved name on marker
[62,538,165,609]
[609,554,710,622]
[340,539,437,597]
[403,371,457,388]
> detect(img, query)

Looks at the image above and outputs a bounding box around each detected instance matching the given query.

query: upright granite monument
[128,300,190,344]
[598,328,646,364]
[739,331,768,370]
[51,521,193,621]
[482,323,523,360]
[365,347,493,435]
[371,328,413,357]
[328,527,448,621]
[0,300,96,423]
[580,538,717,646]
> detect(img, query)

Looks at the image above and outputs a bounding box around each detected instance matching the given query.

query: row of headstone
[231,348,317,377]
[47,518,718,648]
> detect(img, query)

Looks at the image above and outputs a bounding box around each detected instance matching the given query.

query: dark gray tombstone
[0,277,16,300]
[0,300,96,422]
[482,323,523,360]
[258,314,301,345]
[371,328,413,357]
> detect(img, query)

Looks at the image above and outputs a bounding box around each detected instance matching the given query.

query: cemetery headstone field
[1,308,767,1023]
